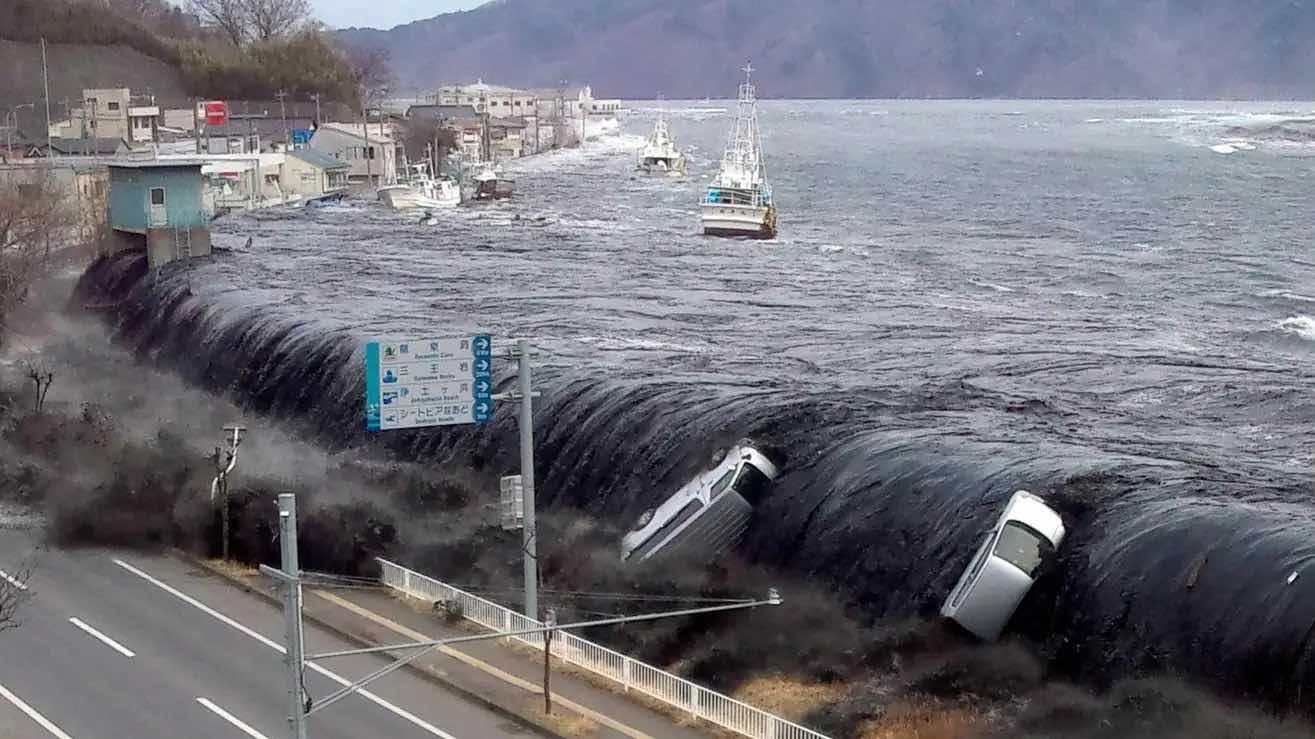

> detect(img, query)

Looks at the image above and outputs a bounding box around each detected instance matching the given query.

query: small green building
[107,161,212,268]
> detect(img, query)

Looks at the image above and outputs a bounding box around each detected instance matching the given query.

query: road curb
[175,552,570,739]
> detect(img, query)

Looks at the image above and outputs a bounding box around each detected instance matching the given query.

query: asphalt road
[0,531,541,739]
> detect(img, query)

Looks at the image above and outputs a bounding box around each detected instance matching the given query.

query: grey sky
[310,0,484,30]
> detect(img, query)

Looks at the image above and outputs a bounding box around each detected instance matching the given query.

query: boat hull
[379,186,459,210]
[701,202,777,239]
[638,156,686,176]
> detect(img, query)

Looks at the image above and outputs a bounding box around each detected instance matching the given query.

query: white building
[307,122,397,185]
[432,81,537,117]
[530,85,621,120]
[80,88,160,144]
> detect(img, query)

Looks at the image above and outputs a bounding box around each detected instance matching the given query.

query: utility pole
[542,609,556,714]
[363,107,374,186]
[516,338,538,618]
[193,98,201,154]
[267,494,308,739]
[310,93,321,128]
[209,425,245,561]
[41,38,52,157]
[275,90,289,149]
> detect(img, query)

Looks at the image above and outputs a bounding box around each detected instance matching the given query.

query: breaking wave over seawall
[75,100,1315,711]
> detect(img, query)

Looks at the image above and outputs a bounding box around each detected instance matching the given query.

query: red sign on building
[204,101,229,126]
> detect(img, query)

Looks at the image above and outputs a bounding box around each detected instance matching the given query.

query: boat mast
[722,63,763,187]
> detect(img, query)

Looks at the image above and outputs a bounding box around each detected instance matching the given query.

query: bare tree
[0,559,32,635]
[0,171,69,337]
[190,0,248,46]
[346,45,396,113]
[244,0,310,42]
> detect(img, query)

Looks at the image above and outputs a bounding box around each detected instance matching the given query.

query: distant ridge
[339,0,1315,99]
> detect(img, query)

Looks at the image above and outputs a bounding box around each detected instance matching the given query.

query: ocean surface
[85,100,1315,706]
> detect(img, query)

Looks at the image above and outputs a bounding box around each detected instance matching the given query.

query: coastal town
[0,80,623,268]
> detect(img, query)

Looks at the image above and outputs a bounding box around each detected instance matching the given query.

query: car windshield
[731,463,773,504]
[993,522,1053,578]
[708,468,735,497]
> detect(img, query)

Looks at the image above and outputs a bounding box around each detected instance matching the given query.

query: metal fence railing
[377,558,830,739]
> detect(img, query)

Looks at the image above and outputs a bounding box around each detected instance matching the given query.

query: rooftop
[440,80,526,94]
[315,122,395,143]
[108,159,206,169]
[289,148,349,170]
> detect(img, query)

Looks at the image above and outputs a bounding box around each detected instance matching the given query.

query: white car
[620,442,780,564]
[940,490,1066,641]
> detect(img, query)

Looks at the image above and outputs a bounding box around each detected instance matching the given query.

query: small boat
[471,162,515,201]
[378,162,461,210]
[701,63,776,239]
[637,104,686,176]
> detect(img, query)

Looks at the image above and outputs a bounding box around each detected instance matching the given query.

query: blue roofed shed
[107,161,212,268]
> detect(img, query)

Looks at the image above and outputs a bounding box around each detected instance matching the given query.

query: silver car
[620,442,780,564]
[940,490,1066,641]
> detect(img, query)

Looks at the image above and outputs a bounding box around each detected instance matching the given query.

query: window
[367,147,376,159]
[732,463,773,504]
[150,187,165,206]
[993,522,1053,578]
[708,468,735,497]
[108,102,120,111]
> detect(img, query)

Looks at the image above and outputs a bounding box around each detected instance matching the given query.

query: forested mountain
[341,0,1315,98]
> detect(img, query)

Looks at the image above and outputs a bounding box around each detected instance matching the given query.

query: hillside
[340,0,1315,98]
[0,40,188,112]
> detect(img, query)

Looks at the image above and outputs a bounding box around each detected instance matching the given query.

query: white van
[940,490,1066,641]
[620,442,779,565]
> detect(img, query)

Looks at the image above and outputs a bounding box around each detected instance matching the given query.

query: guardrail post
[402,568,411,592]
[622,658,631,692]
[691,686,701,719]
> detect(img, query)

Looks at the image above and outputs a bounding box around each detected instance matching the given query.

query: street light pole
[277,494,308,739]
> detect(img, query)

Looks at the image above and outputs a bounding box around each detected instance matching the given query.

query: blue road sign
[365,334,493,431]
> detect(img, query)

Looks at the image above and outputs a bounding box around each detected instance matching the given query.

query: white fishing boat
[701,63,776,239]
[470,162,515,201]
[378,162,461,210]
[637,104,686,176]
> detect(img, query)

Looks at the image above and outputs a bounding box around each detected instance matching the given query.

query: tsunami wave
[75,251,1315,713]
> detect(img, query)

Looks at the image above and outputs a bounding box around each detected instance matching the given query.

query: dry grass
[205,558,259,580]
[734,675,848,723]
[859,699,988,739]
[519,697,600,737]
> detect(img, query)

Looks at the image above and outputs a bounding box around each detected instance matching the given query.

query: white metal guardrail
[377,558,830,739]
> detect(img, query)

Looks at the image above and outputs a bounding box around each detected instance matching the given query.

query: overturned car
[620,442,780,565]
[940,490,1066,641]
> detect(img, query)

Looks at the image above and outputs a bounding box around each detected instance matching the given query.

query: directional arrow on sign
[475,379,491,394]
[474,336,490,352]
[475,359,490,373]
[476,402,490,415]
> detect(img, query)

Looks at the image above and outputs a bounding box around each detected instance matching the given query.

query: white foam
[1277,315,1315,341]
[1210,144,1238,154]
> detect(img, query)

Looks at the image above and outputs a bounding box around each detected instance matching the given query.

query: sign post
[364,335,493,431]
[364,334,541,619]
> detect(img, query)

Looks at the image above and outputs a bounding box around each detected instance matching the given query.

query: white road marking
[112,559,460,739]
[196,698,270,739]
[68,617,135,658]
[0,568,27,591]
[0,682,74,739]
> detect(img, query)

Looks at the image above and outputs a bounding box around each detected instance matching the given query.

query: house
[81,89,161,144]
[106,161,211,268]
[432,82,537,117]
[308,122,397,185]
[282,149,349,201]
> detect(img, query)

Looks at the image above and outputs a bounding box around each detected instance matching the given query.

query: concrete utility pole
[516,338,538,618]
[40,38,52,157]
[310,93,321,128]
[276,90,290,149]
[265,494,308,739]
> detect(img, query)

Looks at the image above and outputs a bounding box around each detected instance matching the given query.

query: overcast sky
[310,0,484,30]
